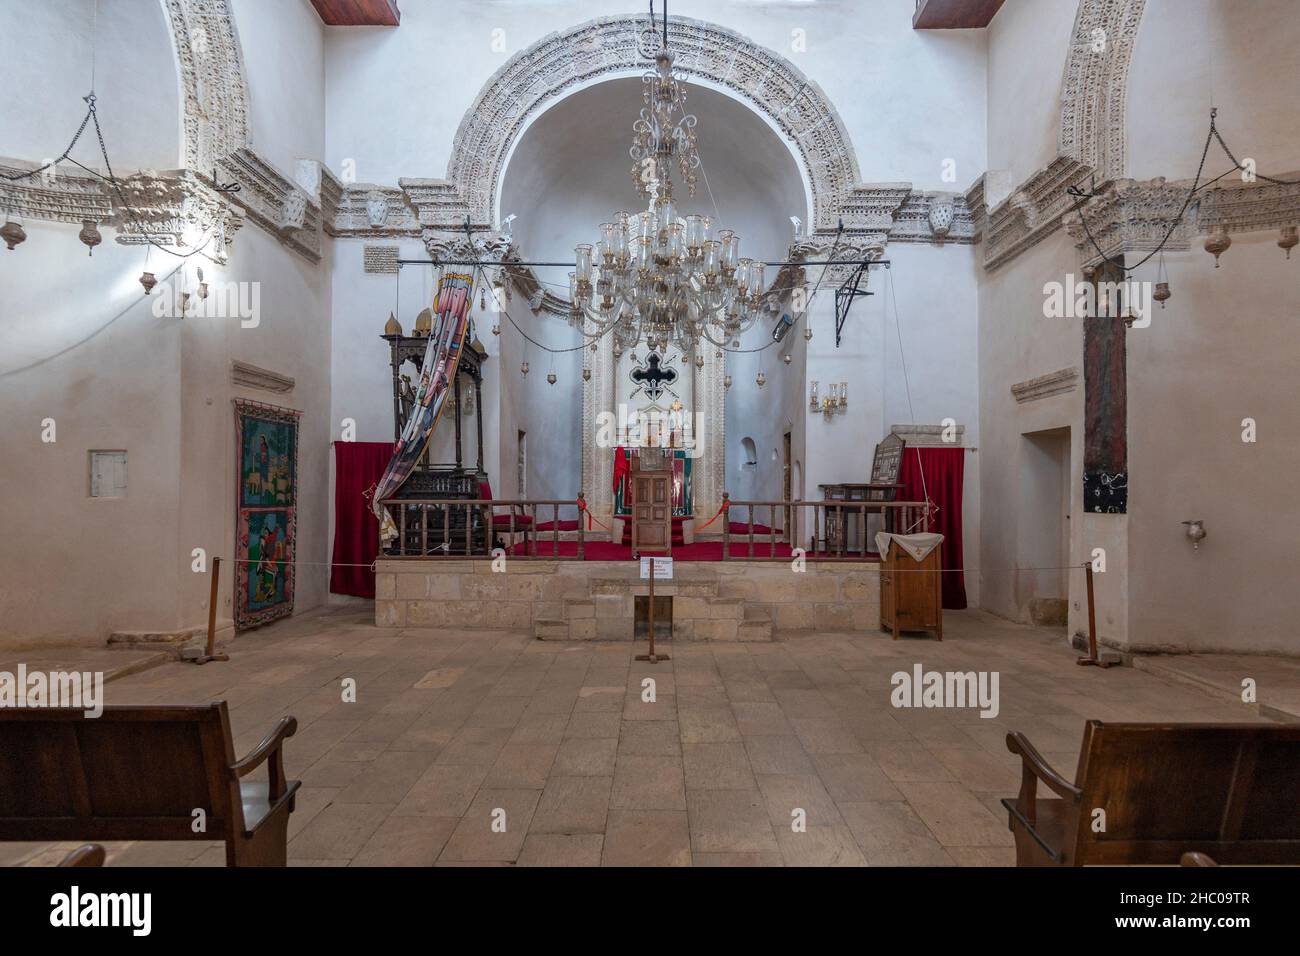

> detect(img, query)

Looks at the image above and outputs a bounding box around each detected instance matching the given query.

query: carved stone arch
[446,14,860,233]
[1059,0,1147,181]
[161,0,251,171]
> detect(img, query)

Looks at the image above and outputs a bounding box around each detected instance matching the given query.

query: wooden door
[633,473,671,552]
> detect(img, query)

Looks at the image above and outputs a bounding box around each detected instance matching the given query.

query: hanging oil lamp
[804,326,813,341]
[783,353,791,365]
[1279,226,1298,259]
[1153,251,1171,309]
[520,361,529,376]
[79,219,102,256]
[139,271,157,295]
[582,367,591,382]
[755,371,766,388]
[1,219,26,250]
[547,372,557,385]
[196,265,209,300]
[723,374,732,389]
[1204,227,1231,267]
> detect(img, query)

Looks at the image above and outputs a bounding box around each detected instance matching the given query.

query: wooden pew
[0,702,299,867]
[1003,721,1300,866]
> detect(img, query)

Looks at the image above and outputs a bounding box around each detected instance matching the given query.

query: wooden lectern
[630,448,672,556]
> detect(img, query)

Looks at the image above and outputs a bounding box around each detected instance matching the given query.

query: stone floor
[3,606,1282,867]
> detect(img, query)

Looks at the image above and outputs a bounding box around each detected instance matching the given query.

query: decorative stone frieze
[889,191,977,243]
[334,184,417,237]
[983,157,1093,270]
[215,148,322,262]
[1061,174,1300,265]
[1011,367,1079,404]
[0,158,114,224]
[1062,177,1193,267]
[1195,176,1300,235]
[111,168,244,263]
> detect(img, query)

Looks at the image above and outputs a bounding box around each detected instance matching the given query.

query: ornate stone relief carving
[1061,176,1193,267]
[1011,367,1079,403]
[983,156,1092,270]
[446,15,860,233]
[969,0,1148,270]
[1058,0,1146,182]
[215,148,322,262]
[0,158,114,224]
[112,168,244,262]
[1195,177,1300,236]
[333,184,417,237]
[162,0,251,173]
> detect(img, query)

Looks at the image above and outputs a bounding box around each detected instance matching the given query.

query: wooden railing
[721,494,932,561]
[377,492,931,562]
[380,494,586,559]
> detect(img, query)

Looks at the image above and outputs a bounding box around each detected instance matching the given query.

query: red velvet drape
[899,446,967,610]
[330,441,394,598]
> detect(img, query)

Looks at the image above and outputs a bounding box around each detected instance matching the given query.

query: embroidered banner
[372,272,475,537]
[234,400,301,629]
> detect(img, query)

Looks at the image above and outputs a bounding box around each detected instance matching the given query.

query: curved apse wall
[498,76,806,503]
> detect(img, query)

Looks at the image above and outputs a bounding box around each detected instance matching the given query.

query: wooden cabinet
[880,538,943,640]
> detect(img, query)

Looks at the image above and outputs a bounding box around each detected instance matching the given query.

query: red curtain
[330,441,394,598]
[899,446,967,610]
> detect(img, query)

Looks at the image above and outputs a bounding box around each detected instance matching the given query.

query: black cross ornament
[630,352,678,401]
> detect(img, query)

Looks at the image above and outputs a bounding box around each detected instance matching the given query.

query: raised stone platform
[375,559,881,641]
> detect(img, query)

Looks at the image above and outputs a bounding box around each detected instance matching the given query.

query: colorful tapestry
[234,400,300,629]
[372,272,475,537]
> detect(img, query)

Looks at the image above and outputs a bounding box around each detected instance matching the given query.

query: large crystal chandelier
[567,15,770,359]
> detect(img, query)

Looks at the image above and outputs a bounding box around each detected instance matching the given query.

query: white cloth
[875,532,944,562]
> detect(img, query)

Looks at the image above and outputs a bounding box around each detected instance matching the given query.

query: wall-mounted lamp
[1182,519,1207,551]
[809,381,847,419]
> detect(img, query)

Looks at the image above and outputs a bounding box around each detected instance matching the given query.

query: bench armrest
[1005,730,1081,831]
[231,716,298,801]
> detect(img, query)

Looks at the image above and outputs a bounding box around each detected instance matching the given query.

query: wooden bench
[0,702,299,867]
[1003,721,1300,866]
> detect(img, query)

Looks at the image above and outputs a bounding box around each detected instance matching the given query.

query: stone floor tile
[686,789,779,853]
[602,810,692,866]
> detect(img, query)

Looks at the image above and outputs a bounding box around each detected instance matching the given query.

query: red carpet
[505,539,880,561]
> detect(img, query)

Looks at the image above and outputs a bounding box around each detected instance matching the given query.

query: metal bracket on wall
[834,262,874,348]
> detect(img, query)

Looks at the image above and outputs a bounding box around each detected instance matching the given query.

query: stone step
[533,619,569,641]
[737,620,774,642]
